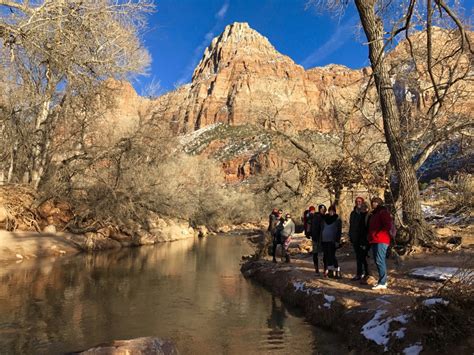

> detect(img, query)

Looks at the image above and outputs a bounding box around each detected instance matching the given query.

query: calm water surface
[0,235,344,354]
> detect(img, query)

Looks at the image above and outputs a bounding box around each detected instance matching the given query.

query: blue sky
[134,0,473,95]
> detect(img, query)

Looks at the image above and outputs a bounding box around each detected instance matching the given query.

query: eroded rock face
[151,22,366,134]
[105,23,472,182]
[77,337,178,355]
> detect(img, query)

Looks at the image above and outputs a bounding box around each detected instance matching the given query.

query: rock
[83,232,122,251]
[78,337,178,355]
[196,225,208,238]
[43,225,57,233]
[435,227,455,237]
[217,225,231,234]
[0,205,7,223]
[148,215,195,242]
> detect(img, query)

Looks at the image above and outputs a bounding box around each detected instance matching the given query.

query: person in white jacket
[272,213,295,263]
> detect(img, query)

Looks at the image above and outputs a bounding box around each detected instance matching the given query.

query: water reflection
[0,236,343,354]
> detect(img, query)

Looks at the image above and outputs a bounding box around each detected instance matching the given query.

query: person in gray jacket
[272,213,295,263]
[321,205,342,278]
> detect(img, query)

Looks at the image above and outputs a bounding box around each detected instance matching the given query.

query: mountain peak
[192,22,286,81]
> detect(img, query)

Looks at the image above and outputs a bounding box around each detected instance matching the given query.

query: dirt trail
[242,240,473,354]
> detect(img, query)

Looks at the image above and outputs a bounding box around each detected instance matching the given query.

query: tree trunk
[30,64,55,190]
[354,0,433,245]
[30,97,52,189]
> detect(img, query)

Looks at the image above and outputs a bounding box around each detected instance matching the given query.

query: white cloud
[176,1,230,86]
[301,15,358,68]
[216,1,229,19]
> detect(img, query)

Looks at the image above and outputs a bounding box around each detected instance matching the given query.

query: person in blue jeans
[367,197,392,290]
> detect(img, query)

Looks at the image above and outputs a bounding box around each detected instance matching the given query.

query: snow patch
[361,311,410,351]
[179,123,222,146]
[323,294,336,308]
[393,327,406,339]
[410,266,459,281]
[403,343,423,355]
[292,281,321,296]
[422,298,449,307]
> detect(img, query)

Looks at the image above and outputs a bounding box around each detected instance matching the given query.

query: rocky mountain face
[108,22,472,184]
[151,22,367,135]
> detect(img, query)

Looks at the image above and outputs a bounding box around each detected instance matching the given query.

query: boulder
[43,225,57,233]
[0,205,8,223]
[196,225,208,238]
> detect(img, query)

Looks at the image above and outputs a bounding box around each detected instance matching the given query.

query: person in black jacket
[321,205,342,278]
[310,204,326,275]
[348,197,370,281]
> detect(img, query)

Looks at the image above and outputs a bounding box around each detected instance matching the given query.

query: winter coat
[310,213,324,241]
[268,213,279,234]
[276,218,295,238]
[349,208,368,246]
[303,210,313,236]
[321,214,342,243]
[367,206,392,245]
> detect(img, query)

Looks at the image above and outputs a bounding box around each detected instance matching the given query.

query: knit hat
[371,197,384,205]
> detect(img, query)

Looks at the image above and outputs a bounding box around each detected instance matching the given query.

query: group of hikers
[267,196,394,290]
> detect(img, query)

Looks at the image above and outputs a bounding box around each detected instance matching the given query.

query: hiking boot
[272,258,277,263]
[285,255,291,263]
[372,284,388,290]
[351,275,362,281]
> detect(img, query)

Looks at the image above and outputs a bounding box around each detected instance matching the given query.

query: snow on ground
[179,123,222,146]
[403,342,423,355]
[422,298,449,307]
[361,310,410,351]
[292,281,321,296]
[421,203,470,226]
[410,266,459,281]
[323,294,336,309]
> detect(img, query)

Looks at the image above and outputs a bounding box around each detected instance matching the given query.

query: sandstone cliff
[151,22,367,134]
[106,23,472,184]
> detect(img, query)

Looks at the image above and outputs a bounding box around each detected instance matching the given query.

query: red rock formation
[151,22,367,135]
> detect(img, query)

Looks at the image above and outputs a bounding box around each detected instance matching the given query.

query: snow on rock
[293,281,306,292]
[403,342,423,355]
[323,294,336,309]
[422,298,449,307]
[361,311,410,351]
[179,123,222,146]
[292,281,321,296]
[393,327,406,339]
[410,266,459,281]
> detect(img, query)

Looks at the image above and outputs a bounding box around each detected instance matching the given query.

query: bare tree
[0,0,154,189]
[309,0,473,246]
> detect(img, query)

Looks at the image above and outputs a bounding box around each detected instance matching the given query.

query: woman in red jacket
[367,197,392,290]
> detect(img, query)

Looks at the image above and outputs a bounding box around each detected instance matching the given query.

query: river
[0,235,344,354]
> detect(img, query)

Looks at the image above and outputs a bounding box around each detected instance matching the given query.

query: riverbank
[241,242,473,354]
[0,216,195,263]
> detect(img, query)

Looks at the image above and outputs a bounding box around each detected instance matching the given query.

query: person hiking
[272,213,295,263]
[302,206,316,239]
[255,208,279,259]
[349,197,370,281]
[268,208,280,236]
[321,205,342,279]
[367,197,392,290]
[310,204,326,275]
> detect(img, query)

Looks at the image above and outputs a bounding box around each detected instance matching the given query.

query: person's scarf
[324,214,338,225]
